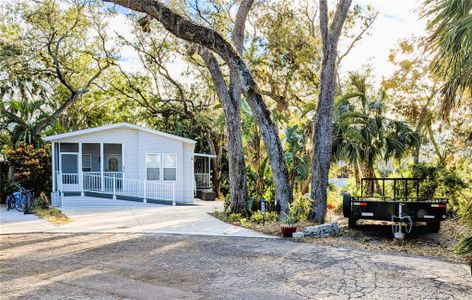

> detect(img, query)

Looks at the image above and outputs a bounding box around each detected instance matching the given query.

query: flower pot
[280,224,298,237]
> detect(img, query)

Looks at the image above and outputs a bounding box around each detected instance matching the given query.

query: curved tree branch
[105,0,293,210]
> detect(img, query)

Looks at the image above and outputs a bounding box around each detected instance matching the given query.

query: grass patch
[32,207,71,225]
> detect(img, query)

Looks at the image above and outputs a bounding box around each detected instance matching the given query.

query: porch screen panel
[61,154,78,173]
[60,143,78,152]
[146,154,160,180]
[163,154,176,181]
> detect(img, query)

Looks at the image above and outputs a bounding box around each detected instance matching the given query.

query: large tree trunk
[311,0,351,223]
[199,49,248,214]
[197,0,253,214]
[105,0,293,213]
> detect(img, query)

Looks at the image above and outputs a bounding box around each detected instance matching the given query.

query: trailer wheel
[342,192,351,218]
[348,217,357,228]
[427,221,440,233]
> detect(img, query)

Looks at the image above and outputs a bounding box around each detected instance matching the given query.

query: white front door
[60,153,79,191]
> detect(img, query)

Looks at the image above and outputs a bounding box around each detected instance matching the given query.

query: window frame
[144,153,177,182]
[145,153,161,181]
[162,153,177,182]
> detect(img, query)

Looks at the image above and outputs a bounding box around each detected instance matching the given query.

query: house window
[162,154,176,181]
[82,154,92,172]
[146,154,161,180]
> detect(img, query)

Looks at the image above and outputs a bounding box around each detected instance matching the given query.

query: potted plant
[280,213,298,237]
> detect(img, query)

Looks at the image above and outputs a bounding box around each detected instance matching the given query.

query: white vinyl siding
[183,144,195,203]
[50,125,195,203]
[138,131,184,201]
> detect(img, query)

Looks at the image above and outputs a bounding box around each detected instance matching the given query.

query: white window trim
[145,153,177,182]
[145,153,161,181]
[162,153,177,182]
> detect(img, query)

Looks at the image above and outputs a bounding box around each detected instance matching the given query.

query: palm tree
[0,74,52,146]
[332,74,420,191]
[425,0,472,117]
[0,98,50,146]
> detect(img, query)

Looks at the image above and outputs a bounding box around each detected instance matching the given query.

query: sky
[341,0,427,83]
[104,0,428,84]
[0,0,428,84]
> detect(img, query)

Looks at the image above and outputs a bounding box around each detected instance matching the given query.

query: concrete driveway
[1,233,471,299]
[0,196,267,237]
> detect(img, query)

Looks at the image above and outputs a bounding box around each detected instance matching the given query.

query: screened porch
[52,141,176,204]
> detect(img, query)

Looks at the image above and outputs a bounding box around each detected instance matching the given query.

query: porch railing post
[52,142,56,192]
[59,172,63,197]
[113,176,116,200]
[143,180,147,203]
[79,142,84,197]
[100,143,104,192]
[172,183,176,206]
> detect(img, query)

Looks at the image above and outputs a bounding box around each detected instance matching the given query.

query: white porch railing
[56,172,176,205]
[195,173,211,189]
[59,172,80,192]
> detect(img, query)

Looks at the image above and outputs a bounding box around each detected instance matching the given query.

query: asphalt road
[1,233,470,299]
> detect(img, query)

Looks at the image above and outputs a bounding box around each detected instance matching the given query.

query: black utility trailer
[343,178,448,236]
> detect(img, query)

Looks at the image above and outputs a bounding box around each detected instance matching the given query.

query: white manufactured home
[44,123,215,206]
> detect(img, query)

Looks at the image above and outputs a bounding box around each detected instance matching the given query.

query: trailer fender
[343,192,351,218]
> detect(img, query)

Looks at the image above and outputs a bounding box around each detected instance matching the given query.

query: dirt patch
[302,218,471,264]
[210,210,471,263]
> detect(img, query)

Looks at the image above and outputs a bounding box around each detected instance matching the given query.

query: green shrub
[250,210,264,224]
[266,211,278,223]
[6,143,51,198]
[34,192,50,208]
[289,193,312,221]
[281,211,298,225]
[327,190,343,212]
[249,210,278,224]
[224,193,231,212]
[229,213,242,222]
[410,163,439,199]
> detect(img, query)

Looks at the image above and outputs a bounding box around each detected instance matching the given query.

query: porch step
[197,190,216,201]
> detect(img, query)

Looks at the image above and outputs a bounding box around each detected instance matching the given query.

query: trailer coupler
[391,204,413,240]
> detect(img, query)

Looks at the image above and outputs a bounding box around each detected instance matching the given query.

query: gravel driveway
[1,233,470,299]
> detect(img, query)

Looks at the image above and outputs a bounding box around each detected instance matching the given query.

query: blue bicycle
[6,188,28,212]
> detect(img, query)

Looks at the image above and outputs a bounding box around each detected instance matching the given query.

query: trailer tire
[348,217,357,228]
[343,192,351,218]
[427,221,440,233]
